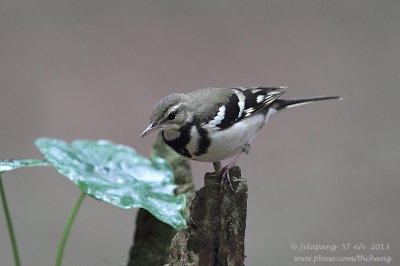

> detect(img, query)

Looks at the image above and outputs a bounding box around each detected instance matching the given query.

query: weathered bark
[168,166,248,266]
[127,134,195,266]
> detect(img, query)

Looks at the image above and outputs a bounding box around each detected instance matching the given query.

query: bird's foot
[209,144,250,192]
[208,165,235,192]
[221,165,235,192]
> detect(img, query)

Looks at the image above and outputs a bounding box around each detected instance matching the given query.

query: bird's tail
[274,96,343,110]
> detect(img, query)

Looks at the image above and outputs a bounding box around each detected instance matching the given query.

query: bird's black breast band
[194,122,210,156]
[162,119,211,159]
[162,123,192,158]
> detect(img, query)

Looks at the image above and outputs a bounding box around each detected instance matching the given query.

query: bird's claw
[221,167,235,192]
[208,166,235,192]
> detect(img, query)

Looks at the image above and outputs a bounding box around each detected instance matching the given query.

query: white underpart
[266,107,277,118]
[186,126,200,155]
[163,130,181,141]
[192,113,269,162]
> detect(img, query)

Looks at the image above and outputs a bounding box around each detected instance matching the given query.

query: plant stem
[55,191,85,266]
[0,175,21,266]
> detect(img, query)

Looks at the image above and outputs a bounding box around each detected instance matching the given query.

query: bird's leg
[221,143,251,191]
[208,161,223,180]
[213,161,222,172]
[209,144,250,191]
[225,143,250,171]
[208,161,222,178]
[208,161,228,192]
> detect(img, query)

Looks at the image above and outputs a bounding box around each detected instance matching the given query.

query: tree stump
[168,166,248,266]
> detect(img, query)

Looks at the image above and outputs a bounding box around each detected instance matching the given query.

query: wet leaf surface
[35,138,186,229]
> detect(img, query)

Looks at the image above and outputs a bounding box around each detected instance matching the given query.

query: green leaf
[35,138,186,229]
[0,159,50,174]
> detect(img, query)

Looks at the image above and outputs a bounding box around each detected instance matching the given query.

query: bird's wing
[237,87,285,118]
[187,87,235,122]
[188,87,285,131]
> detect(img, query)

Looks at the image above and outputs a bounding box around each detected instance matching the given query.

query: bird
[140,87,342,185]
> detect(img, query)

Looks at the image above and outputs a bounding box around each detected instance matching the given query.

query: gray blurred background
[1,1,399,265]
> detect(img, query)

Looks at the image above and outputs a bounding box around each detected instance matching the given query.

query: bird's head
[140,93,193,138]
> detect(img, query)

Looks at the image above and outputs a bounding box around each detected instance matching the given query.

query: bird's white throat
[162,129,181,141]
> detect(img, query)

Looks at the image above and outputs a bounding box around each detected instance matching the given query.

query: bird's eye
[167,111,176,120]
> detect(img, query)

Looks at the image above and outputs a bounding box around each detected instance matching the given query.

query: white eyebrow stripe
[168,103,183,114]
[165,103,183,120]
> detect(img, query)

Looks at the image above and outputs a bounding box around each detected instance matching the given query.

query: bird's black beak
[140,123,160,138]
